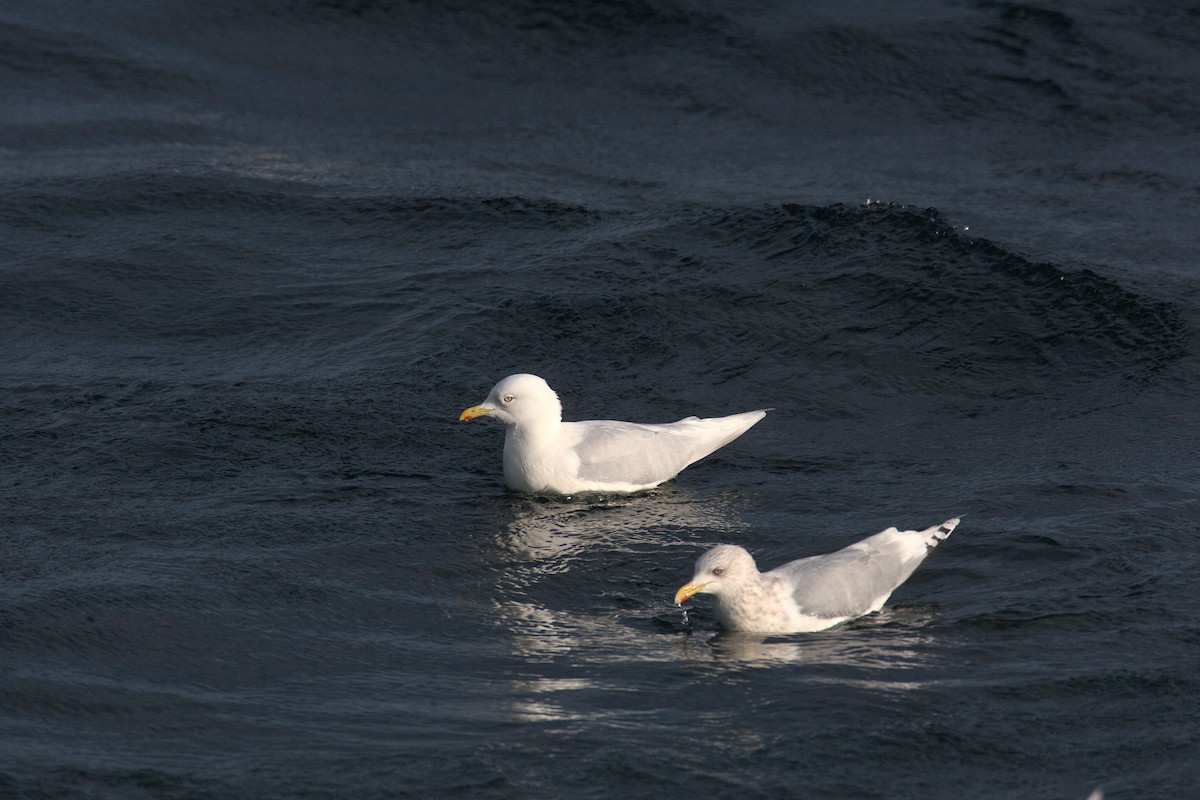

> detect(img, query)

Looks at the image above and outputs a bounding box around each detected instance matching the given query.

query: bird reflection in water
[489,490,749,688]
[498,488,747,567]
[677,604,943,682]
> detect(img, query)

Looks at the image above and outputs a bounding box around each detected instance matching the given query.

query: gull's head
[459,373,563,428]
[674,544,759,605]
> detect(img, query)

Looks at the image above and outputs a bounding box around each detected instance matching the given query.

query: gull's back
[769,519,958,619]
[569,410,766,489]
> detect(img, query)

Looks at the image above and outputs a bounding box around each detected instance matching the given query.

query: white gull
[459,373,766,494]
[675,518,960,633]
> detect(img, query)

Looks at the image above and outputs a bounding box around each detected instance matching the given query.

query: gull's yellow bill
[674,581,705,606]
[459,404,492,421]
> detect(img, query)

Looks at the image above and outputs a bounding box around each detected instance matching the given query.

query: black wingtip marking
[926,519,958,552]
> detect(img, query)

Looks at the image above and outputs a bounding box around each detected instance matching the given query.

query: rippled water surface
[3,2,1199,798]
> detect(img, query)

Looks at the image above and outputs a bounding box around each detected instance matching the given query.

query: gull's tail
[921,517,960,552]
[676,409,768,467]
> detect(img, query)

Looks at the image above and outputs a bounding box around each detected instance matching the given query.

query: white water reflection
[488,488,754,705]
[492,602,946,722]
[674,605,943,684]
[498,488,748,566]
[491,594,658,723]
[491,490,746,674]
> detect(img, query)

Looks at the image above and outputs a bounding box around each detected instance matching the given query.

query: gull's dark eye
[502,394,515,403]
[712,567,725,576]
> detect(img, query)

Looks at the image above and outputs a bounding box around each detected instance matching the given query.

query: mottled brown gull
[674,518,960,633]
[459,373,766,494]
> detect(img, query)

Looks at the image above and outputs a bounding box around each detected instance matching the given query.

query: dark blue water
[3,2,1199,798]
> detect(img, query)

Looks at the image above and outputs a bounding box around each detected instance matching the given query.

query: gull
[458,373,767,494]
[674,518,960,633]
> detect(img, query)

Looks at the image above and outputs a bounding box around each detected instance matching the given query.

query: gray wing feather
[570,410,765,487]
[571,420,701,486]
[772,534,923,619]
